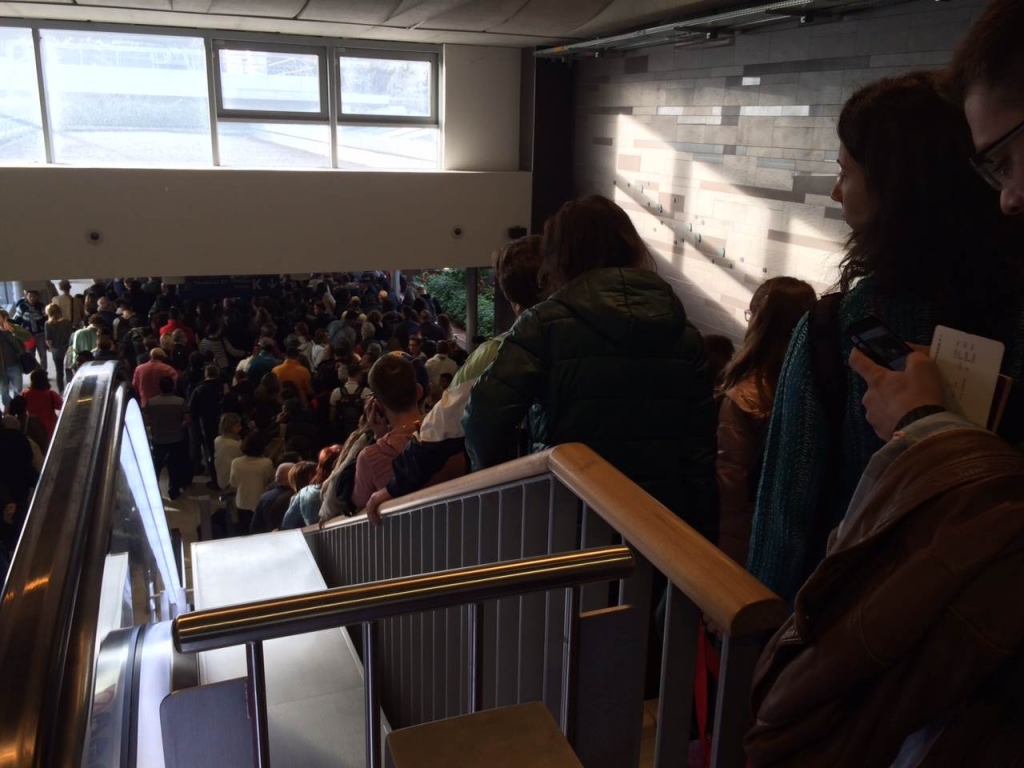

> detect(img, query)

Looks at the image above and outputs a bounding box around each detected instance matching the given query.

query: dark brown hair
[368,354,418,412]
[241,433,265,457]
[494,235,545,309]
[312,444,343,485]
[835,71,1020,328]
[950,0,1024,104]
[721,277,817,406]
[539,196,655,292]
[288,460,317,493]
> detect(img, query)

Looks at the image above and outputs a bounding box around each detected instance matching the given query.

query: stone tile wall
[572,0,987,341]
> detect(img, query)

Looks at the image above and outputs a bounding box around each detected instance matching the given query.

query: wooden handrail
[548,444,788,637]
[318,443,787,637]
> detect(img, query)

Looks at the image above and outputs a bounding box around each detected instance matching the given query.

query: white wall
[443,44,522,171]
[0,167,531,280]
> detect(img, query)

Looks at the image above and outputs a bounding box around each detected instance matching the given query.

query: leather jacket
[746,426,1024,767]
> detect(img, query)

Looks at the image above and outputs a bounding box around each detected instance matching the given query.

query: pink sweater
[352,427,417,510]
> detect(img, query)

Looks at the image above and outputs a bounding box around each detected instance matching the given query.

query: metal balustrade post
[363,621,383,768]
[710,633,762,768]
[559,586,580,742]
[468,602,484,713]
[654,585,701,768]
[246,641,271,768]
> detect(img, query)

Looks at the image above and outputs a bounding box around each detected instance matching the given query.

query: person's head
[96,335,114,353]
[25,289,39,304]
[294,322,308,338]
[149,347,167,362]
[721,277,817,405]
[951,0,1024,216]
[408,337,422,357]
[219,412,242,437]
[539,197,655,292]
[97,296,112,313]
[89,314,104,330]
[493,235,545,314]
[275,462,295,488]
[117,300,133,316]
[368,354,421,416]
[439,372,454,391]
[29,368,50,391]
[75,350,93,368]
[158,375,175,395]
[204,364,220,381]
[241,433,264,458]
[345,310,361,325]
[172,329,187,346]
[168,307,180,321]
[312,444,343,485]
[288,461,317,493]
[702,335,736,388]
[259,339,276,356]
[59,280,71,294]
[45,303,63,322]
[436,340,450,357]
[832,71,1019,312]
[285,343,300,360]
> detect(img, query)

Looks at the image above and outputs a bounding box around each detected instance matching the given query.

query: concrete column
[465,267,479,352]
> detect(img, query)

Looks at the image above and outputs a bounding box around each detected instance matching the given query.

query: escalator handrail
[0,361,179,767]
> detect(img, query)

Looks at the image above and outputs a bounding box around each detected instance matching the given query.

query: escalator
[0,361,189,768]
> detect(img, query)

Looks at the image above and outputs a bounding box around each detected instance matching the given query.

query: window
[339,55,433,119]
[9,24,441,170]
[39,30,211,166]
[0,27,45,164]
[218,122,331,169]
[215,44,327,119]
[337,126,438,170]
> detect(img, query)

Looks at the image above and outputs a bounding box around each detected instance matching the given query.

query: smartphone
[846,316,913,372]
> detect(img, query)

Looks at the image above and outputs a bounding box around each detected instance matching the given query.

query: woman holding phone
[748,71,1024,604]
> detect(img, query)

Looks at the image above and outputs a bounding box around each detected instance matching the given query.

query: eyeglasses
[970,118,1024,191]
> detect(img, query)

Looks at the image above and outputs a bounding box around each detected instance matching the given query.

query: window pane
[40,30,211,166]
[340,57,431,117]
[0,28,45,164]
[337,126,438,170]
[219,48,321,113]
[218,122,330,168]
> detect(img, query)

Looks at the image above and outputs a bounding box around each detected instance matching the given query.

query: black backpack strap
[806,292,847,567]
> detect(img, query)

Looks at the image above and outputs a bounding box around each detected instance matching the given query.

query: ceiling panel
[490,0,612,35]
[84,0,173,10]
[208,0,307,18]
[570,0,733,35]
[0,0,772,44]
[411,0,534,33]
[299,0,402,26]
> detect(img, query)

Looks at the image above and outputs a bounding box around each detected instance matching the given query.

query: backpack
[336,385,365,439]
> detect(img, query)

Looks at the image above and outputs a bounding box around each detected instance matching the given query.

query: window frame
[335,47,439,127]
[0,17,443,170]
[213,40,330,123]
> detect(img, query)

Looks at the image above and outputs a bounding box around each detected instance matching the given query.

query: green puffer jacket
[463,267,719,542]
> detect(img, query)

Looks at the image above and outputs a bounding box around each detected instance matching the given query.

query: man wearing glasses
[851,0,1023,439]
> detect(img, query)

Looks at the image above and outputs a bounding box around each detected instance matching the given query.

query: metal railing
[173,545,636,768]
[305,444,787,768]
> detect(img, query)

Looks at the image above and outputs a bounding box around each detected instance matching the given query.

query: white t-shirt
[214,435,243,490]
[229,455,275,511]
[330,380,372,408]
[424,354,459,387]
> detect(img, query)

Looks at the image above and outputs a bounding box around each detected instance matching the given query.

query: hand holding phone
[846,316,914,372]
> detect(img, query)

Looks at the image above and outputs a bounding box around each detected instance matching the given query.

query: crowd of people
[1,0,1022,761]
